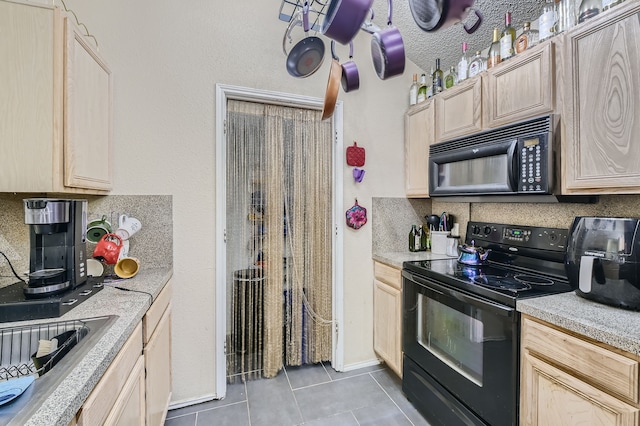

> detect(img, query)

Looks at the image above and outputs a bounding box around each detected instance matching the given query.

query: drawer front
[144,279,172,344]
[522,317,639,403]
[374,262,401,290]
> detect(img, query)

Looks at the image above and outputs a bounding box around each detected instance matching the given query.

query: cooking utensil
[340,42,360,92]
[321,0,373,45]
[282,2,325,78]
[321,47,342,120]
[426,214,441,230]
[370,0,405,80]
[457,240,491,265]
[408,0,483,34]
[92,233,123,265]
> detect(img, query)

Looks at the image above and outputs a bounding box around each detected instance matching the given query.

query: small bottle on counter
[409,73,418,106]
[539,0,557,41]
[421,225,431,251]
[468,51,486,77]
[417,73,428,103]
[409,225,420,252]
[487,28,502,69]
[457,42,469,82]
[445,66,458,89]
[515,22,539,54]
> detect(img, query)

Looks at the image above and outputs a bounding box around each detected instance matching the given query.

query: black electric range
[403,221,574,307]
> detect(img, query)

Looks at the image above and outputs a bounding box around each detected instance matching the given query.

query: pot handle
[348,41,353,59]
[387,0,393,26]
[331,40,339,61]
[302,1,310,33]
[463,8,483,34]
[360,8,379,34]
[282,11,302,56]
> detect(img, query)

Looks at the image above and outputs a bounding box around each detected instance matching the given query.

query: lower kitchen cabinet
[143,281,172,426]
[373,261,402,377]
[77,323,144,425]
[520,315,640,425]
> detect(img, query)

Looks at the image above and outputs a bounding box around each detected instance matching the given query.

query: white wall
[63,0,420,404]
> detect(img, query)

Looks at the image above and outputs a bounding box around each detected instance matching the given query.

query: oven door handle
[405,272,515,318]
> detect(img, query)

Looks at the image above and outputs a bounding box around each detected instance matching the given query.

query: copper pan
[322,51,341,120]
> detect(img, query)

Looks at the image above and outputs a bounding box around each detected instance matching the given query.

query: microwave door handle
[507,140,518,190]
[579,255,595,293]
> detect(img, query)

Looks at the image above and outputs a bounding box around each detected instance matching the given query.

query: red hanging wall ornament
[346,141,365,167]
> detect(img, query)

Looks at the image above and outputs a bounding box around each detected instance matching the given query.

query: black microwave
[429,115,556,197]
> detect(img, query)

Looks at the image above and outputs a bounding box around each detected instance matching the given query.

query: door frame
[214,84,344,398]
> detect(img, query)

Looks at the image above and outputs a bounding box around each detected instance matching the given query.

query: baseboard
[168,394,218,411]
[341,357,383,372]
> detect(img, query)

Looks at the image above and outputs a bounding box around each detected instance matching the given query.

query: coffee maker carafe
[566,216,640,310]
[24,199,88,297]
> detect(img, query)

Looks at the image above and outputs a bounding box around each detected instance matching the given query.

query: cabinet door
[405,101,434,197]
[434,77,482,143]
[521,351,639,426]
[373,279,402,377]
[562,2,640,193]
[485,41,554,129]
[144,305,172,426]
[64,15,113,191]
[104,356,146,426]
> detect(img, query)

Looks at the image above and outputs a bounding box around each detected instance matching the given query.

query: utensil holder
[430,231,450,254]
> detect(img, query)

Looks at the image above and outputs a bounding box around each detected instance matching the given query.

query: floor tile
[294,372,390,422]
[196,402,249,426]
[166,382,246,419]
[285,363,331,389]
[352,398,412,426]
[165,413,196,426]
[300,411,359,426]
[246,371,303,426]
[323,361,385,381]
[370,369,431,426]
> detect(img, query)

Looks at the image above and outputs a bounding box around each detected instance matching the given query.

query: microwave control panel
[517,135,549,193]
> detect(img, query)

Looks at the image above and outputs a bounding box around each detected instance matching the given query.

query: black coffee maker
[566,216,640,310]
[23,198,88,297]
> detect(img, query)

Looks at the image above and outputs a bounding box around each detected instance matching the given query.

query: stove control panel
[467,222,568,252]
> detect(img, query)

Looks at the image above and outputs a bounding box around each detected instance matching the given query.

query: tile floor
[164,362,430,426]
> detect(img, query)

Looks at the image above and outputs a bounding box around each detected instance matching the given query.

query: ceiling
[380,0,547,74]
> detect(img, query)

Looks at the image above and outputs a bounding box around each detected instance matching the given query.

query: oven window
[417,294,484,386]
[438,155,509,188]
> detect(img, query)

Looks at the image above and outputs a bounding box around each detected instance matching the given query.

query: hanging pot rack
[279,0,329,31]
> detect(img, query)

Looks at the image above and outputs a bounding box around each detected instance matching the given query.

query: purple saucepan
[321,0,374,45]
[371,0,405,80]
[408,0,483,34]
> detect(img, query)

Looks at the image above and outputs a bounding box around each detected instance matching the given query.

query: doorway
[215,84,344,399]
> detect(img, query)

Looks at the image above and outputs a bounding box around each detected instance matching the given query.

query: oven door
[402,269,518,426]
[429,138,518,196]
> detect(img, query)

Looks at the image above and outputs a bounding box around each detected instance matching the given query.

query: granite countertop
[0,266,172,426]
[517,292,640,356]
[373,251,457,269]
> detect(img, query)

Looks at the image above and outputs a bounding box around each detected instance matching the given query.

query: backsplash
[0,194,172,287]
[372,197,432,253]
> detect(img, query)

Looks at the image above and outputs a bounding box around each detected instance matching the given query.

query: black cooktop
[402,221,576,307]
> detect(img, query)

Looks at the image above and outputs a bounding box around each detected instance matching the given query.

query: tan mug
[114,257,140,279]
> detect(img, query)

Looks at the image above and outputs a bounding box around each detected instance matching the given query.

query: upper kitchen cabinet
[434,77,482,143]
[561,1,640,194]
[0,0,112,194]
[405,100,434,197]
[484,41,554,129]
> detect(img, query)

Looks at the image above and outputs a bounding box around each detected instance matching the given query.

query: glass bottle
[432,59,444,95]
[426,67,434,98]
[515,22,539,54]
[539,0,556,41]
[409,73,418,106]
[602,0,624,11]
[500,12,516,61]
[420,225,430,251]
[468,51,485,78]
[487,28,502,69]
[417,73,427,103]
[457,42,469,82]
[444,66,458,89]
[578,0,601,22]
[409,225,418,252]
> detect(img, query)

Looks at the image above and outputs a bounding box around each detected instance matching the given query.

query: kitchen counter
[373,251,457,269]
[517,292,640,356]
[0,266,172,426]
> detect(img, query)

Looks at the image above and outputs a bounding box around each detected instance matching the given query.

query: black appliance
[402,221,575,426]
[566,216,640,310]
[0,199,103,323]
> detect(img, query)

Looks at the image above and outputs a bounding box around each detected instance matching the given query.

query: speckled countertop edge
[373,251,457,269]
[6,267,173,426]
[517,292,640,356]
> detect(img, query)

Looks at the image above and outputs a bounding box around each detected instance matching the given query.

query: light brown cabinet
[373,261,402,377]
[405,100,434,197]
[143,281,172,426]
[484,42,554,129]
[561,1,640,194]
[520,316,640,426]
[0,0,112,194]
[435,77,482,143]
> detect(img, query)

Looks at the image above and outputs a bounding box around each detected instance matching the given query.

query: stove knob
[472,225,481,235]
[484,226,492,236]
